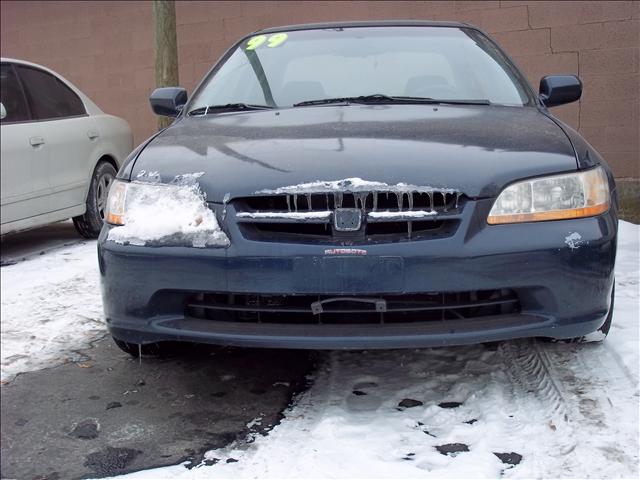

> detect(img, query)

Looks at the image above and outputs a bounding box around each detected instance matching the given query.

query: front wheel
[73,161,117,239]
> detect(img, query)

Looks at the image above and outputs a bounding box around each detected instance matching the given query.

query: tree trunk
[152,0,179,130]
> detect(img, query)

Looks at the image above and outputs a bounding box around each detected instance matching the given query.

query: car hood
[131,104,577,201]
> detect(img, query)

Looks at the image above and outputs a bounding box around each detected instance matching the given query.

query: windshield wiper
[293,94,395,107]
[188,103,274,116]
[293,95,491,107]
[393,96,491,105]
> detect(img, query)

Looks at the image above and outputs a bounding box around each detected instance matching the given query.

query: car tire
[112,337,169,357]
[73,161,117,239]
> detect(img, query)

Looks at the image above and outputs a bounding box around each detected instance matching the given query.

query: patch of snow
[564,231,584,250]
[257,177,455,195]
[107,175,229,248]
[236,211,332,220]
[1,242,104,382]
[135,170,161,183]
[171,172,205,185]
[368,210,438,219]
[607,220,640,380]
[247,416,263,429]
[580,330,607,342]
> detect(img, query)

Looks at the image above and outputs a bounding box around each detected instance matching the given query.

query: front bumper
[98,199,617,349]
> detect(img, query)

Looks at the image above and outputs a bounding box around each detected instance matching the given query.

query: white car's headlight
[488,166,610,224]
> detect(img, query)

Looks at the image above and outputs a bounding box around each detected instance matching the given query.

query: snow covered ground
[1,222,638,478]
[1,240,103,382]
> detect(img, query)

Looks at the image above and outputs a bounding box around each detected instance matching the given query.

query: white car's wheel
[73,161,117,238]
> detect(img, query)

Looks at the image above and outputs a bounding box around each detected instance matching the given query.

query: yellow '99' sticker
[245,33,288,50]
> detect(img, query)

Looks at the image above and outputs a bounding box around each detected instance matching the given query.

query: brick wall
[1,1,638,177]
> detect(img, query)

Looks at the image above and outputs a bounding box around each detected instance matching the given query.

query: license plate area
[293,256,404,294]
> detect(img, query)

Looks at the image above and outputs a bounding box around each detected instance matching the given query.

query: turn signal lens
[105,180,128,225]
[488,167,609,225]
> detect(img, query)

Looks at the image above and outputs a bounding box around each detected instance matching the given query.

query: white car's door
[15,64,98,213]
[0,63,50,227]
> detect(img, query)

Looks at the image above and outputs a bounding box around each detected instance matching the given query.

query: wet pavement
[0,221,82,266]
[1,337,314,479]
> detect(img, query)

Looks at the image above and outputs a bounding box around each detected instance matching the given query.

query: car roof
[1,56,55,70]
[1,57,102,114]
[254,20,477,35]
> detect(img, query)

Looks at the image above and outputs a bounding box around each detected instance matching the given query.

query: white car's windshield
[189,26,531,113]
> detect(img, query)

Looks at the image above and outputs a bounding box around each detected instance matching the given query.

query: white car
[1,58,133,238]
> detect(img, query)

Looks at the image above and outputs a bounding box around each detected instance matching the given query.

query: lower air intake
[185,289,520,325]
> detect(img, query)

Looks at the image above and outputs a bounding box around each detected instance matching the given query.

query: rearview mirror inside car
[149,87,188,117]
[539,75,582,108]
[0,102,6,120]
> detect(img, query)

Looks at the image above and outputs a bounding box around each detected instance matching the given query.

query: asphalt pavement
[0,221,83,266]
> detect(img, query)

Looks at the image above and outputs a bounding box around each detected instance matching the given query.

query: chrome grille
[233,189,465,243]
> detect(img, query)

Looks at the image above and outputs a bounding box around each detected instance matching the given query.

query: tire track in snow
[501,338,639,478]
[499,339,577,478]
[540,341,639,476]
[500,339,572,424]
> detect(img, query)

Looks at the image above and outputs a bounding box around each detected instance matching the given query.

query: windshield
[188,26,531,113]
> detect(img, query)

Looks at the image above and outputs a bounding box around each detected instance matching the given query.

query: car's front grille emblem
[333,208,362,232]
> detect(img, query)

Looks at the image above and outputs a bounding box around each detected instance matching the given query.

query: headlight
[104,178,230,248]
[487,166,609,224]
[105,180,128,225]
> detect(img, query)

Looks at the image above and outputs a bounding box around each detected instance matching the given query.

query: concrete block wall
[1,1,638,178]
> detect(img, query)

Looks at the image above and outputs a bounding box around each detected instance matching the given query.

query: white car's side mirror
[0,102,6,120]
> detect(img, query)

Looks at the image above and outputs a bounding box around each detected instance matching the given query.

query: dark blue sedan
[98,21,617,356]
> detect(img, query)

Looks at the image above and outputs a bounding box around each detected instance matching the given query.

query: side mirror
[149,87,188,117]
[539,75,582,108]
[0,102,6,120]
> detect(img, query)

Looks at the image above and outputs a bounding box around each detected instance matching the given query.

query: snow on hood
[107,173,229,248]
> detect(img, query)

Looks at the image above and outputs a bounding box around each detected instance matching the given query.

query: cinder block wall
[1,1,638,178]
